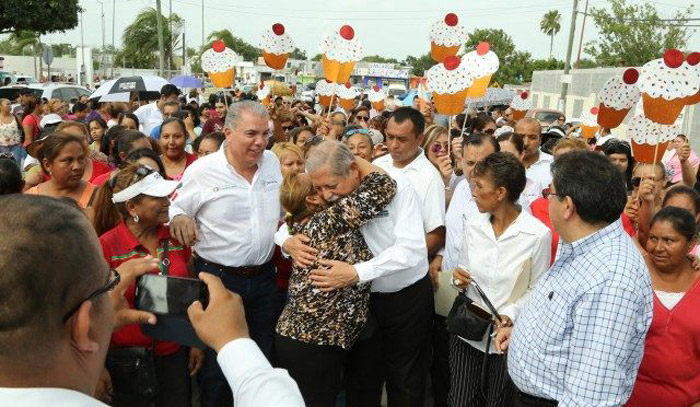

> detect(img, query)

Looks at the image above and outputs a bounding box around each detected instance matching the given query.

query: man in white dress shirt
[517,118,553,189]
[169,101,282,407]
[282,140,432,407]
[133,84,181,136]
[0,195,304,407]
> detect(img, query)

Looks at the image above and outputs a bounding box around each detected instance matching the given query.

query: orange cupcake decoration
[260,23,295,70]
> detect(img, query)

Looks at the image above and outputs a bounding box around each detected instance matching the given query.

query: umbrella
[90,76,169,102]
[464,88,516,108]
[170,75,203,89]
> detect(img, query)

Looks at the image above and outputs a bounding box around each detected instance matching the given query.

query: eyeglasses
[282,124,295,132]
[431,142,448,153]
[62,269,120,323]
[356,116,369,122]
[542,187,562,199]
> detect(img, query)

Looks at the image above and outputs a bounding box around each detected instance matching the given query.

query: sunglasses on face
[356,116,369,122]
[282,125,295,132]
[431,142,448,153]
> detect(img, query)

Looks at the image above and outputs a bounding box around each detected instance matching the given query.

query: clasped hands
[283,234,359,291]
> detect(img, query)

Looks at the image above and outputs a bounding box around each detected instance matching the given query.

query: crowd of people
[0,79,699,407]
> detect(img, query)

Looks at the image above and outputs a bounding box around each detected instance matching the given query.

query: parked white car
[0,83,92,104]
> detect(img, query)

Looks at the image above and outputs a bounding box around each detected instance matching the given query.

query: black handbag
[446,280,502,341]
[106,346,158,402]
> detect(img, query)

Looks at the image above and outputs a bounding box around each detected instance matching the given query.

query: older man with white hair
[169,100,282,407]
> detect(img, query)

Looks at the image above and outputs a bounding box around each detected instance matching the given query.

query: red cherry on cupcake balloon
[345,82,352,89]
[663,49,684,68]
[272,23,285,36]
[444,56,461,71]
[688,52,700,66]
[591,107,599,115]
[373,85,380,92]
[622,68,639,85]
[476,42,490,56]
[521,91,529,99]
[212,40,226,53]
[339,25,355,40]
[445,13,459,27]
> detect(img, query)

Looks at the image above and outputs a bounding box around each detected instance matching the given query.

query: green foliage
[362,55,399,64]
[290,48,307,60]
[52,43,75,58]
[203,29,259,61]
[311,53,322,61]
[116,8,183,69]
[585,0,695,66]
[0,0,81,35]
[403,54,435,76]
[540,10,562,58]
[465,28,523,84]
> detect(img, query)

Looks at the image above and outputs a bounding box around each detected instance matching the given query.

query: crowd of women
[0,82,697,407]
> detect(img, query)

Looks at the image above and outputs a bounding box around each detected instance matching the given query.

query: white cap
[367,129,384,145]
[40,113,63,128]
[112,172,181,203]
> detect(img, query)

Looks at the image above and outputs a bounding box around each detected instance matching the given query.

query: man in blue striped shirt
[496,151,653,407]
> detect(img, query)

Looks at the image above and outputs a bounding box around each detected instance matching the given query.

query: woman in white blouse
[450,151,551,407]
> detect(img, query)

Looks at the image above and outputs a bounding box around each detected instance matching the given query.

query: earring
[133,214,139,223]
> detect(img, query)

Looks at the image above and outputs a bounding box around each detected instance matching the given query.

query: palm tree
[120,8,182,69]
[9,31,42,78]
[204,29,259,61]
[540,10,562,59]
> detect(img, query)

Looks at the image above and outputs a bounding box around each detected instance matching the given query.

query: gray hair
[224,100,269,130]
[305,140,355,177]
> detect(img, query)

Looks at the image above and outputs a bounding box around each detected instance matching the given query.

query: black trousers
[431,314,451,407]
[344,274,434,407]
[110,347,192,407]
[512,390,558,407]
[275,334,346,407]
[448,335,515,407]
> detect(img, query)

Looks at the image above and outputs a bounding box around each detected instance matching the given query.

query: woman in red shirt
[627,207,700,407]
[95,163,203,407]
[159,117,197,181]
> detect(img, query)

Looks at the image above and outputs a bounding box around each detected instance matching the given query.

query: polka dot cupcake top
[638,49,700,101]
[260,23,295,55]
[367,86,386,103]
[580,107,599,127]
[336,83,359,100]
[316,80,336,97]
[257,84,271,100]
[598,69,641,110]
[426,56,473,95]
[319,25,364,63]
[627,115,680,145]
[201,41,240,74]
[430,13,468,47]
[463,42,499,78]
[510,91,531,111]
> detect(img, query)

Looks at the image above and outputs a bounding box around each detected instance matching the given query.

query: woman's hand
[451,136,463,164]
[452,266,472,288]
[283,234,318,267]
[188,348,205,376]
[638,178,656,203]
[624,198,640,224]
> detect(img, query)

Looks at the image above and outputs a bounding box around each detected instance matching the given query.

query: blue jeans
[195,257,279,407]
[0,144,25,168]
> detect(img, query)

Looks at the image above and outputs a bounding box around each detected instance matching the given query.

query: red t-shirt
[626,278,700,407]
[164,152,197,181]
[100,221,192,356]
[201,117,224,137]
[22,114,40,146]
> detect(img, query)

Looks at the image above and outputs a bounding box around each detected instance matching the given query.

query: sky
[36,0,700,62]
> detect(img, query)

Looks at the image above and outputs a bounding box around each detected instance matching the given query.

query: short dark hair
[201,131,225,150]
[0,195,105,367]
[551,151,627,225]
[496,132,524,155]
[0,158,23,195]
[470,113,496,133]
[463,132,500,152]
[115,130,149,168]
[651,206,697,242]
[71,102,88,114]
[161,117,187,138]
[473,152,526,203]
[663,185,700,215]
[288,126,314,145]
[160,84,181,98]
[163,101,180,112]
[125,147,166,177]
[389,106,425,137]
[118,112,140,128]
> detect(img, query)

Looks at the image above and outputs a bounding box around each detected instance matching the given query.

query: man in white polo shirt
[517,117,553,188]
[169,101,282,407]
[133,84,181,135]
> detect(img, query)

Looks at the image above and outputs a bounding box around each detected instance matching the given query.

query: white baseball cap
[112,171,181,203]
[40,113,63,128]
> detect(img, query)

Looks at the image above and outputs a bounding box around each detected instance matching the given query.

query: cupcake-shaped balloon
[426,55,473,115]
[463,42,499,98]
[627,115,680,164]
[510,91,531,120]
[257,83,271,107]
[336,82,359,110]
[316,79,336,107]
[597,68,641,128]
[260,23,295,70]
[579,107,599,139]
[684,52,700,106]
[430,13,467,63]
[319,25,364,83]
[368,85,386,111]
[638,49,700,125]
[202,40,240,88]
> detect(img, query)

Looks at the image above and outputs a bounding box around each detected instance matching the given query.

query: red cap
[345,82,352,88]
[663,49,684,68]
[622,68,639,85]
[591,107,599,115]
[339,25,355,40]
[373,85,380,92]
[688,52,700,66]
[444,55,461,71]
[445,13,458,27]
[212,40,226,53]
[272,23,285,36]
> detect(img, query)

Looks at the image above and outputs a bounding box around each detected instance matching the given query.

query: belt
[515,389,558,407]
[199,258,270,278]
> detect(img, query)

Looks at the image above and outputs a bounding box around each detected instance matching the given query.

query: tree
[362,55,399,64]
[540,10,562,59]
[585,0,695,67]
[8,31,42,78]
[203,29,259,61]
[117,8,183,69]
[0,0,81,35]
[403,54,436,76]
[52,43,75,58]
[311,53,323,61]
[290,48,307,60]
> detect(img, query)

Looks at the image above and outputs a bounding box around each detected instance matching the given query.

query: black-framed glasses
[282,124,295,132]
[62,269,121,323]
[542,187,562,199]
[356,116,369,122]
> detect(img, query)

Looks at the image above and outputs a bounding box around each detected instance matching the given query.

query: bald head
[515,118,543,162]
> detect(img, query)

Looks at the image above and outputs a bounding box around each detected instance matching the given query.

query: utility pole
[168,0,173,73]
[155,0,166,77]
[559,0,579,112]
[80,10,85,85]
[98,0,106,79]
[575,0,590,69]
[201,0,205,46]
[111,0,116,77]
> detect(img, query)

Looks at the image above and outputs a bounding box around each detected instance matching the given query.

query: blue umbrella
[170,75,203,89]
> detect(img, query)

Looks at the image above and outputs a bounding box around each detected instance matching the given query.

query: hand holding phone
[135,274,209,317]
